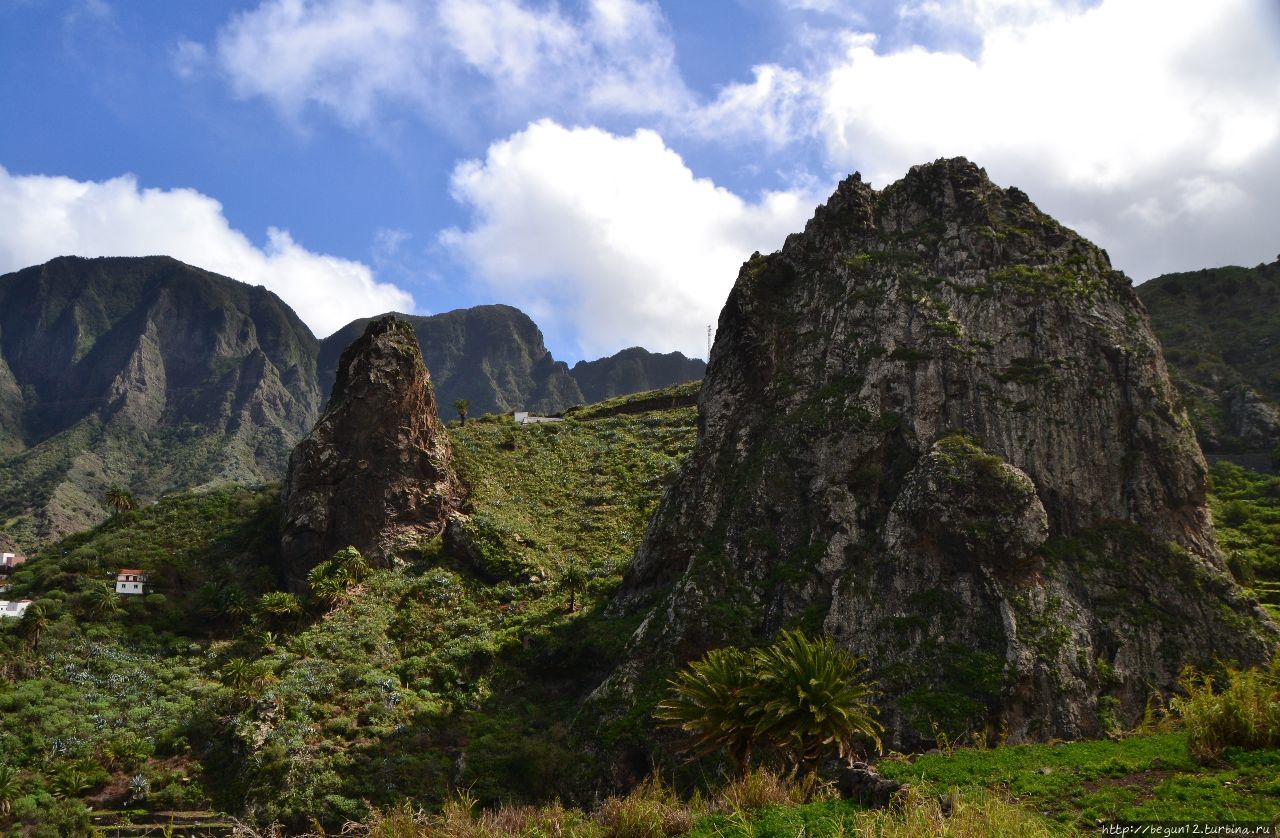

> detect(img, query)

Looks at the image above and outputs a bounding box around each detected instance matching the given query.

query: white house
[0,551,25,570]
[513,411,564,426]
[116,569,147,596]
[0,600,32,619]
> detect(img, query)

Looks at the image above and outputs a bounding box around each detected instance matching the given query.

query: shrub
[594,777,697,838]
[1172,658,1280,761]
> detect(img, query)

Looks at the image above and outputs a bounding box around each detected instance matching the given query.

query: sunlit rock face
[281,315,463,590]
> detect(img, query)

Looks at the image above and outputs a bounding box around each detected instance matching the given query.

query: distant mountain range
[1138,258,1280,459]
[0,256,705,545]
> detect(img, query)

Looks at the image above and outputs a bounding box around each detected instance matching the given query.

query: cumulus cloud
[0,166,413,337]
[440,120,816,360]
[814,0,1280,277]
[207,0,689,129]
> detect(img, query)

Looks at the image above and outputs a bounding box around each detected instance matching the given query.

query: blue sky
[2,0,1278,362]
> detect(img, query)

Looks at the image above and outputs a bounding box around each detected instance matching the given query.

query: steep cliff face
[0,256,321,543]
[601,159,1277,749]
[1138,260,1280,457]
[318,306,584,417]
[280,316,463,589]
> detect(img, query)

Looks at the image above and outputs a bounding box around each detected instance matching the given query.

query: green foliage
[1209,463,1280,618]
[1140,260,1280,424]
[454,398,471,424]
[655,647,758,772]
[104,486,135,515]
[750,630,884,768]
[657,631,883,775]
[1172,659,1280,761]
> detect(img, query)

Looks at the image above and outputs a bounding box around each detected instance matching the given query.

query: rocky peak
[597,158,1276,754]
[280,315,463,589]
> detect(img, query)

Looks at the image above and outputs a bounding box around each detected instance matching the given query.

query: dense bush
[1173,658,1280,761]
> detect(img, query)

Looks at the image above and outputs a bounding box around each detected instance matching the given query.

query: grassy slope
[685,733,1280,836]
[1209,461,1280,619]
[0,384,700,831]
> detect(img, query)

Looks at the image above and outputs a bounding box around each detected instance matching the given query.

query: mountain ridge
[0,256,705,545]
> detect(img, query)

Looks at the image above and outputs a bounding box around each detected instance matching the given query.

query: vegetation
[453,399,470,425]
[0,386,1277,833]
[0,385,699,832]
[1210,460,1280,618]
[1173,658,1280,760]
[1139,258,1280,451]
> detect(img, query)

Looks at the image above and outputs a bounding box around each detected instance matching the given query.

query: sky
[1,0,1278,362]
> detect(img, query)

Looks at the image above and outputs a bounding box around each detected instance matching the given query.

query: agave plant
[750,629,883,770]
[654,646,759,774]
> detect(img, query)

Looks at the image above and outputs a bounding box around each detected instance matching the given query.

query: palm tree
[104,486,135,515]
[454,399,470,425]
[256,591,302,628]
[559,564,587,612]
[655,646,759,774]
[0,764,20,816]
[84,581,123,620]
[331,545,369,584]
[18,603,48,655]
[749,630,883,771]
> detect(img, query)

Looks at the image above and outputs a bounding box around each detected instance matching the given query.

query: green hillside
[1139,258,1280,455]
[0,383,1275,834]
[0,384,698,832]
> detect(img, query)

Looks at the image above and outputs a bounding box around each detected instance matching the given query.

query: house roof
[117,569,145,575]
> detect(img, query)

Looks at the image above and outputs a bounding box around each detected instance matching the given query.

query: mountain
[0,256,321,544]
[281,316,463,590]
[1138,259,1280,457]
[593,158,1277,757]
[318,307,705,419]
[0,259,705,548]
[570,347,706,404]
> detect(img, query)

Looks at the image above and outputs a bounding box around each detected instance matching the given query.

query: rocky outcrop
[1222,386,1280,451]
[280,316,463,589]
[597,159,1277,752]
[318,305,584,417]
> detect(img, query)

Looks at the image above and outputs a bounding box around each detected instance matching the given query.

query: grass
[1209,462,1280,620]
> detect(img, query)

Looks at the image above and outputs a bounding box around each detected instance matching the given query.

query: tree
[255,591,302,629]
[0,764,19,816]
[454,399,470,425]
[104,486,135,515]
[655,646,759,775]
[750,630,883,771]
[559,564,587,612]
[18,603,48,655]
[83,581,123,620]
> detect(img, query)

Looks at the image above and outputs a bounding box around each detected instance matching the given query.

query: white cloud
[0,166,413,337]
[207,0,689,129]
[732,0,1280,279]
[440,120,816,360]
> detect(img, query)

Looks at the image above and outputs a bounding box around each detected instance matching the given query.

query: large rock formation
[599,159,1277,751]
[280,316,462,589]
[0,256,320,544]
